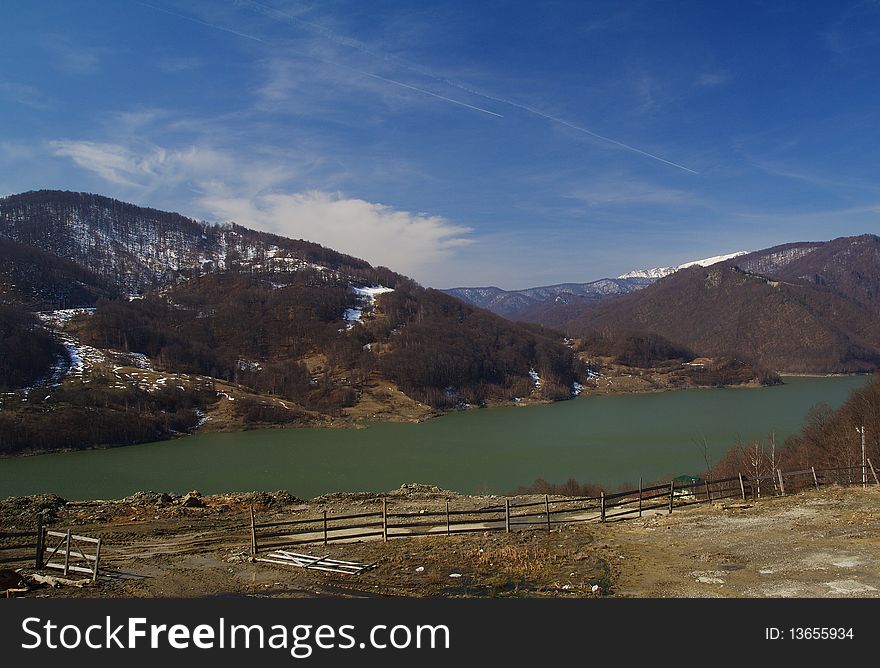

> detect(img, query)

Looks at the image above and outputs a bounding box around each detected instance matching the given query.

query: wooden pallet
[255,550,377,575]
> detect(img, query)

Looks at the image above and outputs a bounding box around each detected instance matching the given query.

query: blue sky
[2,0,880,288]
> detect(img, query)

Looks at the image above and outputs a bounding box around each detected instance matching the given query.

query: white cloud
[200,190,473,279]
[50,138,473,283]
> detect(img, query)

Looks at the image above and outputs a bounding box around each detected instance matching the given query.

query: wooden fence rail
[249,465,879,554]
[0,514,43,569]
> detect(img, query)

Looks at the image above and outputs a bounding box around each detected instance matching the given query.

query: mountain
[557,235,880,374]
[0,190,586,455]
[617,251,750,279]
[443,277,653,320]
[0,190,379,295]
[444,251,745,320]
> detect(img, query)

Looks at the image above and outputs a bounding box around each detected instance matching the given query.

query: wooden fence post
[600,491,605,522]
[668,480,674,514]
[544,495,551,533]
[738,473,746,500]
[64,529,71,576]
[638,477,643,517]
[34,512,44,570]
[92,538,101,582]
[445,500,450,536]
[382,499,388,543]
[323,511,328,546]
[704,479,712,504]
[249,506,257,556]
[776,469,785,496]
[811,466,820,490]
[505,499,511,533]
[868,459,879,486]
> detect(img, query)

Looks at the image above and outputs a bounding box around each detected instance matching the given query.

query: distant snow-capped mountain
[444,251,750,320]
[443,277,653,320]
[617,251,750,280]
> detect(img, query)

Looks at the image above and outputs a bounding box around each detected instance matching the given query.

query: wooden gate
[41,529,102,581]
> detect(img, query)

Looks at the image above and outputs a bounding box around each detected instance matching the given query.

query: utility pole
[858,425,867,489]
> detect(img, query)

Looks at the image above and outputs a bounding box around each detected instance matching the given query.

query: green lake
[0,375,868,500]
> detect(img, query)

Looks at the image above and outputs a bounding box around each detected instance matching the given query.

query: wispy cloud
[40,35,103,74]
[0,141,38,161]
[823,1,880,55]
[746,155,880,194]
[567,180,700,207]
[156,55,203,72]
[49,139,287,193]
[0,80,54,109]
[695,71,729,87]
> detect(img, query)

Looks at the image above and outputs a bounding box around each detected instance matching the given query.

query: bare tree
[744,439,770,498]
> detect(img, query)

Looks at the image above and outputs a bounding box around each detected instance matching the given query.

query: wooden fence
[0,514,44,569]
[0,515,102,581]
[250,461,879,554]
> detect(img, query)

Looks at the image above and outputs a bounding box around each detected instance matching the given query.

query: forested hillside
[554,236,880,374]
[0,190,586,455]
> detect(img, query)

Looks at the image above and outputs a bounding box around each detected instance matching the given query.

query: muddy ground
[2,485,878,598]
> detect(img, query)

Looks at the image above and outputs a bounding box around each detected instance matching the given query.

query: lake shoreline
[0,374,794,460]
[0,375,867,500]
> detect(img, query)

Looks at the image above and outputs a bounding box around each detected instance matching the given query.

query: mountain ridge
[444,251,748,319]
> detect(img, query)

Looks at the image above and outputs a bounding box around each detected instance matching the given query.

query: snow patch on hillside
[528,368,542,388]
[343,285,394,329]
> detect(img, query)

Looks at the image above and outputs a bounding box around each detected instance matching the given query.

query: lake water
[0,375,867,500]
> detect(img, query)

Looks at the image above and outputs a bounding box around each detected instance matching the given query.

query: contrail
[239,0,697,173]
[238,0,501,118]
[435,83,699,174]
[356,70,503,118]
[133,1,265,43]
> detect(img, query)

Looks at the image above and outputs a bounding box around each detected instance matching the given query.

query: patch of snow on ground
[352,285,395,300]
[36,308,96,328]
[572,381,584,396]
[194,409,211,427]
[343,285,394,329]
[528,368,542,388]
[343,307,363,328]
[126,352,153,370]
